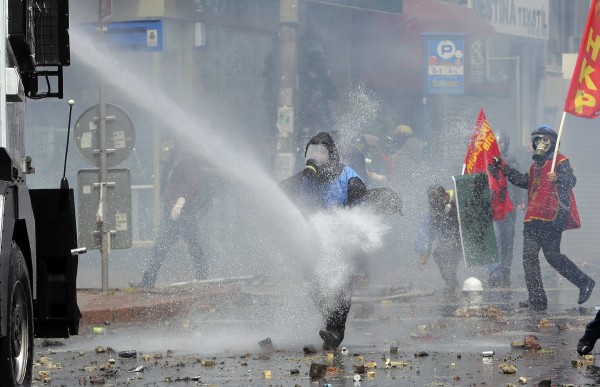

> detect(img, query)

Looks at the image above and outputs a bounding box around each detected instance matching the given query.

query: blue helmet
[531,125,557,149]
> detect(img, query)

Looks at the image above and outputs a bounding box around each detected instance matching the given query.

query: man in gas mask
[281,131,367,350]
[492,125,594,311]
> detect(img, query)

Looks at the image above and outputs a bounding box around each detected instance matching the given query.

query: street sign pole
[99,0,111,293]
[99,85,110,293]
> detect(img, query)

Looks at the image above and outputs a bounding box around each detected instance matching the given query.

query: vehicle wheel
[0,242,33,386]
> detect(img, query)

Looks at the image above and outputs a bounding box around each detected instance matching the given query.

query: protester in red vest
[492,125,594,311]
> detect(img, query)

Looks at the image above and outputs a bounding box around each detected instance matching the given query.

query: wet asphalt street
[33,284,600,386]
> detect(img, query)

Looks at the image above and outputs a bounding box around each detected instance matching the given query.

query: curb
[77,284,238,327]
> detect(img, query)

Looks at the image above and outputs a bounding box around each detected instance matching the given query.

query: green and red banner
[453,173,498,267]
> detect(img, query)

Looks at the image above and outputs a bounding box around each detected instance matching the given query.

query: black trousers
[588,309,600,331]
[432,241,461,292]
[310,276,353,341]
[522,220,589,309]
[141,213,206,287]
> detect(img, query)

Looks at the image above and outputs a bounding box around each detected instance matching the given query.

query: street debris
[454,305,503,318]
[572,354,594,368]
[511,335,542,350]
[118,350,137,358]
[363,361,377,368]
[499,363,517,374]
[309,362,328,379]
[127,365,145,373]
[385,358,409,368]
[173,376,202,382]
[259,337,274,351]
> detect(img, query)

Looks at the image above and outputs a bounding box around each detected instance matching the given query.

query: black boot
[577,325,600,355]
[319,329,343,350]
[578,278,595,305]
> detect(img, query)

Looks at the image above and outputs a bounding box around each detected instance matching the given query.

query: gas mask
[532,135,553,162]
[304,144,329,176]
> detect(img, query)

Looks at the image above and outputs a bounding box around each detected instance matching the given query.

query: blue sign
[424,35,464,94]
[90,20,163,52]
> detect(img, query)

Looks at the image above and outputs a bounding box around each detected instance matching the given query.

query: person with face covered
[493,125,594,311]
[415,185,461,295]
[280,131,367,350]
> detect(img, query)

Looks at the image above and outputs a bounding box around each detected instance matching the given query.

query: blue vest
[299,166,361,208]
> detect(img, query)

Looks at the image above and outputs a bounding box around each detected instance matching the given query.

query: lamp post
[274,0,299,181]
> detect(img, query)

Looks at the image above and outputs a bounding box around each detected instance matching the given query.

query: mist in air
[64,25,395,351]
[34,1,591,353]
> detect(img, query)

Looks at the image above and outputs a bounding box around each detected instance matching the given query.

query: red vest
[525,154,580,230]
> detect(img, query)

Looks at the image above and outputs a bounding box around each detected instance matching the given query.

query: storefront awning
[353,0,496,90]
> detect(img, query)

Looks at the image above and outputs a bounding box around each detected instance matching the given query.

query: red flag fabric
[564,0,600,118]
[464,109,515,221]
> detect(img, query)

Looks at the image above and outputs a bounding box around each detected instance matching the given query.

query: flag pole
[550,111,567,173]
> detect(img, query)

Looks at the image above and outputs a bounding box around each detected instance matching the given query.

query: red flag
[564,0,600,118]
[464,109,514,221]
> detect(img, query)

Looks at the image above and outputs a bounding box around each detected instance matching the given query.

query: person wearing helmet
[280,132,367,350]
[415,185,461,297]
[492,125,594,311]
[487,131,525,288]
[386,124,413,154]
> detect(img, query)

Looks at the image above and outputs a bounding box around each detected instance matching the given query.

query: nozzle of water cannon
[68,99,75,106]
[71,247,87,256]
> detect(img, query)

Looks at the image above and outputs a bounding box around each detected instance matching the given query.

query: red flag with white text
[564,0,600,118]
[463,109,514,221]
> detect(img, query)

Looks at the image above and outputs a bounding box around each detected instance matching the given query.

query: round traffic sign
[74,103,135,167]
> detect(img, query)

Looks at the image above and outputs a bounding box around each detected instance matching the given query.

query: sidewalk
[77,281,241,327]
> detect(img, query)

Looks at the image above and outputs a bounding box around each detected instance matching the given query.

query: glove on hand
[170,197,186,220]
[492,156,505,170]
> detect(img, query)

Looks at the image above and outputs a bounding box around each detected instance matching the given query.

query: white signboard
[469,0,549,40]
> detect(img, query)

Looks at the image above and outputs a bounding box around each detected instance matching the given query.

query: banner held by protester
[453,173,498,267]
[552,0,600,172]
[463,108,514,221]
[564,0,600,119]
